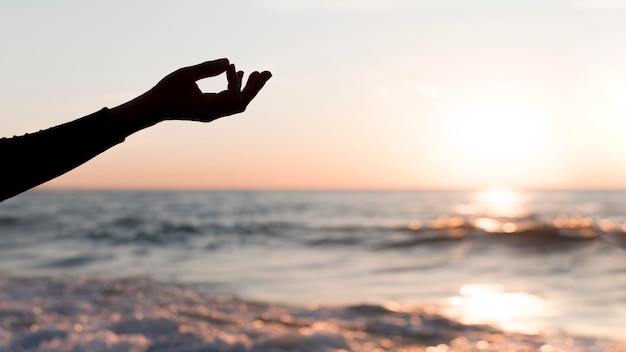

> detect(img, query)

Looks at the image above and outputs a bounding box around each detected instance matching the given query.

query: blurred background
[2,0,626,190]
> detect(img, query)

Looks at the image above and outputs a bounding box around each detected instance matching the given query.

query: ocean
[0,189,625,351]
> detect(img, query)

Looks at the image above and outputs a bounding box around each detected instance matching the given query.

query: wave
[4,204,626,250]
[34,254,115,269]
[0,277,622,352]
[301,215,626,251]
[0,214,19,225]
[73,218,626,251]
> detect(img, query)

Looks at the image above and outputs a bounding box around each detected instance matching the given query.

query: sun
[454,105,539,162]
[430,98,553,187]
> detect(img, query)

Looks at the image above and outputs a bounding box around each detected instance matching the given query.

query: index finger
[181,58,230,81]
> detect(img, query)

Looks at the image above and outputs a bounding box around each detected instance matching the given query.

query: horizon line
[34,186,626,192]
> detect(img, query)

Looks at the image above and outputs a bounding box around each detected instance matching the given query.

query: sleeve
[0,108,126,202]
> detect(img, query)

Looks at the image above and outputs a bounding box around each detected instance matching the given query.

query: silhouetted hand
[0,58,272,202]
[109,59,272,132]
[145,58,272,122]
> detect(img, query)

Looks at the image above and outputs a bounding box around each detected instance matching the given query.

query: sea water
[0,190,625,351]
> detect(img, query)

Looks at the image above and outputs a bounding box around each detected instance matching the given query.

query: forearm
[0,108,129,202]
[0,59,270,202]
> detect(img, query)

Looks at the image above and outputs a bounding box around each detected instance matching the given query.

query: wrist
[108,93,162,137]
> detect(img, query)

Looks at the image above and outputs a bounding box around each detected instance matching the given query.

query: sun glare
[454,104,541,163]
[430,97,554,187]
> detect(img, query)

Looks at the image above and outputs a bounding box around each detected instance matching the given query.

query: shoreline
[1,276,624,352]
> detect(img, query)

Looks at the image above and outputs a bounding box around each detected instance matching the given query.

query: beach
[1,190,625,351]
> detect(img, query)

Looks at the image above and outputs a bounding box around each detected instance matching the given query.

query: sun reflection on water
[447,284,545,334]
[451,188,532,233]
[473,188,529,218]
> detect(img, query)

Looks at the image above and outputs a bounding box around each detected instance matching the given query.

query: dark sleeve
[0,108,126,202]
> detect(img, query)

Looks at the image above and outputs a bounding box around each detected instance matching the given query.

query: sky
[2,0,626,190]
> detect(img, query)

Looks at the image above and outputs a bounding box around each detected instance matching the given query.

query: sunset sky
[2,0,626,190]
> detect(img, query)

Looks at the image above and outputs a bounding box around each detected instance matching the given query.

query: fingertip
[215,58,230,66]
[242,72,271,103]
[245,72,260,87]
[205,59,230,72]
[183,59,231,80]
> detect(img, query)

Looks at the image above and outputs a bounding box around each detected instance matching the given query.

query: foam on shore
[1,277,623,352]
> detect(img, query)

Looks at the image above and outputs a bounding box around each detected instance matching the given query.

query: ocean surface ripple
[1,190,625,351]
[0,277,623,352]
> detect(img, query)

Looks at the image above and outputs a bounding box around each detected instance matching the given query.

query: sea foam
[0,277,623,352]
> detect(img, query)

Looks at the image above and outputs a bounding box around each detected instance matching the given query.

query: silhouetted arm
[0,59,271,202]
